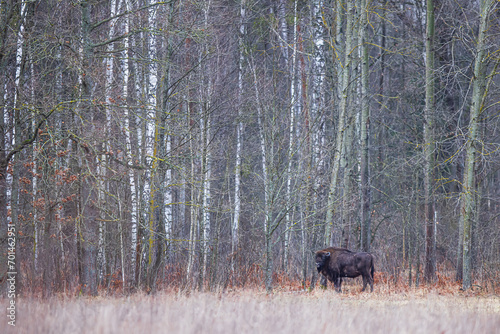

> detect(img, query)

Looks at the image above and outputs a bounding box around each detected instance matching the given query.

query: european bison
[315,247,375,292]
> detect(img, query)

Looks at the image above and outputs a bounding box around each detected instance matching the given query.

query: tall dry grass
[2,287,499,334]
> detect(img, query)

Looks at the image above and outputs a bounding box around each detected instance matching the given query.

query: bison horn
[325,252,330,257]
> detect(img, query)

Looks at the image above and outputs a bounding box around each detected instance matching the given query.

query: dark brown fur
[315,247,375,292]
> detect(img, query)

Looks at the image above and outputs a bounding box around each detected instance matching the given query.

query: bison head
[315,250,331,272]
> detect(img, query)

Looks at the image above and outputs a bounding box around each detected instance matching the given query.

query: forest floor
[2,279,500,334]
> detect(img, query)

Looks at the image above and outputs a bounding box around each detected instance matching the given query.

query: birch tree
[121,0,138,288]
[280,0,292,272]
[232,0,246,272]
[97,0,120,285]
[144,0,158,287]
[2,0,27,249]
[4,0,28,294]
[198,0,212,288]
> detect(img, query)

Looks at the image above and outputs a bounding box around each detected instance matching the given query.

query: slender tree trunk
[53,40,68,277]
[161,0,175,265]
[250,59,272,293]
[186,89,198,285]
[359,0,371,252]
[118,198,126,290]
[199,95,211,290]
[341,113,354,249]
[297,19,311,288]
[461,0,495,290]
[144,0,161,290]
[11,12,25,289]
[456,210,464,282]
[128,0,145,286]
[281,0,298,272]
[121,0,138,288]
[195,0,212,291]
[96,0,119,288]
[79,0,97,296]
[232,0,246,273]
[414,174,421,287]
[310,0,326,248]
[423,0,436,283]
[325,0,352,246]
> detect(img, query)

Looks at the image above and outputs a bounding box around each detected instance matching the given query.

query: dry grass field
[2,285,499,334]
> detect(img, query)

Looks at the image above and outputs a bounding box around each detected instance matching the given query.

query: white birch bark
[186,110,197,281]
[2,80,12,231]
[5,2,27,283]
[144,0,158,274]
[163,66,173,253]
[31,51,39,271]
[232,0,246,272]
[311,0,325,169]
[121,0,138,286]
[199,0,212,285]
[6,1,27,233]
[6,0,28,293]
[162,0,175,247]
[282,0,298,271]
[125,0,144,284]
[164,141,172,243]
[12,2,25,110]
[200,112,211,283]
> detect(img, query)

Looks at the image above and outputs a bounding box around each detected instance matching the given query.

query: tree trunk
[161,0,175,266]
[461,0,495,290]
[122,0,138,288]
[232,0,246,273]
[359,0,371,252]
[423,0,436,283]
[186,93,198,286]
[79,0,97,296]
[251,58,272,293]
[341,110,354,248]
[325,0,352,246]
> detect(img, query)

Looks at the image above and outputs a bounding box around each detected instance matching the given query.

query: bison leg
[362,275,367,292]
[368,268,374,292]
[320,275,328,289]
[334,277,342,293]
[364,273,374,292]
[361,272,374,292]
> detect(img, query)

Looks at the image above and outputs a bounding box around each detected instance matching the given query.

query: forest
[1,0,499,298]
